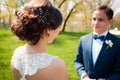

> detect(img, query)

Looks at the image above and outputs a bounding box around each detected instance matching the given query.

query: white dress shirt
[92,30,108,65]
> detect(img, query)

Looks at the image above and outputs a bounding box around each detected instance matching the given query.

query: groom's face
[92,10,112,35]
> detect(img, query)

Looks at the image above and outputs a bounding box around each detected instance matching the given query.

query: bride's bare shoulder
[37,57,69,80]
[52,57,66,66]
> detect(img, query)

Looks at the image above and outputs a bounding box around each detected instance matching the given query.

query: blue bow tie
[93,35,105,41]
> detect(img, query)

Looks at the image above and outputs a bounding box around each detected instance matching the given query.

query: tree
[62,2,81,32]
[54,0,83,32]
[113,13,120,29]
[58,0,67,8]
[0,0,29,28]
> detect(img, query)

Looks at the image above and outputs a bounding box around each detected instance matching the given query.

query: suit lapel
[87,33,94,68]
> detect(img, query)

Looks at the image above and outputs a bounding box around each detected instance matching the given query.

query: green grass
[0,28,91,80]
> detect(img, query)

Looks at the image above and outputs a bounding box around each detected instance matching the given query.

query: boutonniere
[105,40,113,49]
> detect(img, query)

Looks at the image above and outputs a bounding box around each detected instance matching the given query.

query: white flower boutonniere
[105,40,113,49]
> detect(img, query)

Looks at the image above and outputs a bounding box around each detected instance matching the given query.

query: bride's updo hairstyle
[11,1,63,45]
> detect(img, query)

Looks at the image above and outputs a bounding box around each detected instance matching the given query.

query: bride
[10,0,68,80]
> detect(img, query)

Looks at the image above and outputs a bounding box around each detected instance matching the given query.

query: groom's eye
[92,18,96,21]
[98,18,104,22]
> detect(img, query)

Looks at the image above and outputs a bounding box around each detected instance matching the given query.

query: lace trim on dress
[12,46,58,80]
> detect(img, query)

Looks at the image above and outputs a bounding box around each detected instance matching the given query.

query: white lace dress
[12,46,58,80]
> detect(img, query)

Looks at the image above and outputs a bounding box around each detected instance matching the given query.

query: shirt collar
[93,30,108,37]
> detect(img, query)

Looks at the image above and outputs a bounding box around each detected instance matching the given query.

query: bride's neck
[25,40,47,54]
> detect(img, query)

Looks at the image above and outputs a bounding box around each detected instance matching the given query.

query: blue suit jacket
[74,32,120,80]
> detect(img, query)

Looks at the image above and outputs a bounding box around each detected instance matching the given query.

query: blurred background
[0,0,120,32]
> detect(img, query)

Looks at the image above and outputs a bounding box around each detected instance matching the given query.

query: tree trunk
[58,0,67,8]
[62,3,79,32]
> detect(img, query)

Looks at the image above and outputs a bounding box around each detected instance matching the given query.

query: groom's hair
[93,5,114,20]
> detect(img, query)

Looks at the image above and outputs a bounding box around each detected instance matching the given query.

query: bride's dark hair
[11,2,63,45]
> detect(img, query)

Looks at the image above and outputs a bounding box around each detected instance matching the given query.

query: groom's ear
[109,19,113,24]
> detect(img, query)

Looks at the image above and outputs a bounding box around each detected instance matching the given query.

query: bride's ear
[46,29,51,37]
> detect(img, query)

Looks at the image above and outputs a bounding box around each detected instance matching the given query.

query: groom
[74,5,120,80]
